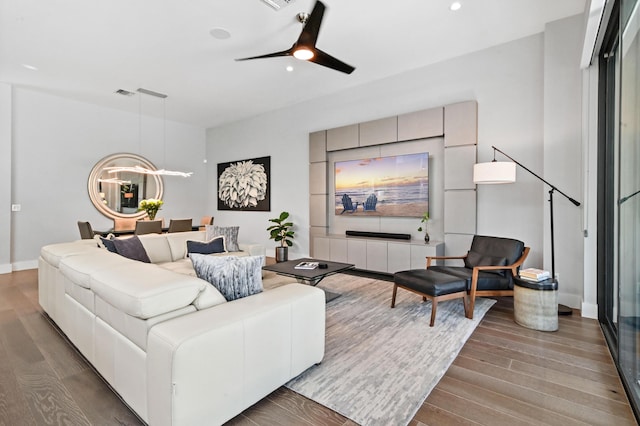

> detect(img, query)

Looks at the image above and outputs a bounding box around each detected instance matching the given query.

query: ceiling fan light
[293,48,314,60]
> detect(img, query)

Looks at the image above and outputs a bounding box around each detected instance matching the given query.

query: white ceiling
[0,0,586,129]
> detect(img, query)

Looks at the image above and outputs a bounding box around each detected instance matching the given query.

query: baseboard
[581,302,598,319]
[558,293,582,314]
[12,259,38,271]
[0,263,11,274]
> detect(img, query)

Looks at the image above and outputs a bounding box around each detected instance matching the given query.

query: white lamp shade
[473,161,516,184]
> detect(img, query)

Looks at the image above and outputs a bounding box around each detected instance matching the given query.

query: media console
[312,234,444,274]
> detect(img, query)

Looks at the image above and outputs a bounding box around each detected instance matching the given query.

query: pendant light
[106,88,192,178]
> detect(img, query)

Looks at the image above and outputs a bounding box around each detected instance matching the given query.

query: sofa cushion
[469,235,524,266]
[190,254,263,301]
[59,250,130,289]
[464,251,508,276]
[40,241,98,267]
[187,236,226,257]
[206,225,240,252]
[112,236,151,263]
[166,230,207,261]
[90,262,205,319]
[139,234,173,263]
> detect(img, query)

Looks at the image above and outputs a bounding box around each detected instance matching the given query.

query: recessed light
[450,2,462,11]
[209,27,231,40]
[286,65,294,72]
[22,64,38,71]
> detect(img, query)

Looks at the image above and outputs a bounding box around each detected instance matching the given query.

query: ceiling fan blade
[310,48,355,74]
[235,48,293,62]
[297,0,325,48]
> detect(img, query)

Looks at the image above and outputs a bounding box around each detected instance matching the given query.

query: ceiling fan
[236,0,355,74]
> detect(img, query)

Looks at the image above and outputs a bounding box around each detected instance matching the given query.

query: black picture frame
[217,156,271,211]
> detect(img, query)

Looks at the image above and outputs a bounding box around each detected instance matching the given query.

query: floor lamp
[473,145,581,315]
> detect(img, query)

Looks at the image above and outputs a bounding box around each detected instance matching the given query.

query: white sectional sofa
[38,230,325,425]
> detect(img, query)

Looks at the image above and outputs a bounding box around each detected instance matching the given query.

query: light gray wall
[6,87,208,269]
[544,14,585,309]
[207,19,587,309]
[0,83,11,273]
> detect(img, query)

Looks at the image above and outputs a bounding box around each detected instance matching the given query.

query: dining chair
[77,221,97,239]
[168,218,193,233]
[199,216,214,230]
[134,220,163,235]
[113,218,138,232]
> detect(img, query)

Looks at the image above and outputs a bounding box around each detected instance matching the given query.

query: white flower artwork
[217,156,270,211]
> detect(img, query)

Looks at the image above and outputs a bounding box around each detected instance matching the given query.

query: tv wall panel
[359,116,398,147]
[309,131,327,163]
[326,124,358,151]
[309,162,327,195]
[444,145,476,190]
[444,101,478,147]
[310,194,327,227]
[397,107,444,141]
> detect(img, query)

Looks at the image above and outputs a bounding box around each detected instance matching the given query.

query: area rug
[284,273,496,426]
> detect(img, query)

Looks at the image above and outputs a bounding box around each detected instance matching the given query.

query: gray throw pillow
[186,236,226,257]
[190,254,263,301]
[112,236,151,263]
[205,225,240,252]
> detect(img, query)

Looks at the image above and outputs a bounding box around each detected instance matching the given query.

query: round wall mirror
[88,153,164,219]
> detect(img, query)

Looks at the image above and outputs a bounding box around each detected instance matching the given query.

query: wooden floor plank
[62,369,144,426]
[15,360,92,426]
[0,336,38,426]
[454,354,633,419]
[235,394,317,426]
[461,339,623,386]
[415,403,480,426]
[481,314,610,349]
[468,328,619,375]
[265,387,347,426]
[419,388,535,426]
[20,311,88,380]
[461,344,629,404]
[434,375,588,426]
[472,325,616,366]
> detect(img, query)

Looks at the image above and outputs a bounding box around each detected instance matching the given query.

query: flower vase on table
[138,198,163,221]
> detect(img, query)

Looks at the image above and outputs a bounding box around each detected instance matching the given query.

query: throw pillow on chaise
[190,254,263,301]
[205,225,240,252]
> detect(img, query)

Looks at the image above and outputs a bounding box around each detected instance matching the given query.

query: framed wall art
[217,156,271,211]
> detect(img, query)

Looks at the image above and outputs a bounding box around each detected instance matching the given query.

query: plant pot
[424,232,430,244]
[275,246,288,263]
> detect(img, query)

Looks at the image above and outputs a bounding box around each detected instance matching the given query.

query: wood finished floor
[0,269,636,425]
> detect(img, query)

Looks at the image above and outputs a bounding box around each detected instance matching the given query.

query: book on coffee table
[294,261,319,270]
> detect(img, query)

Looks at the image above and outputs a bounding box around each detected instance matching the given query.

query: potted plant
[418,212,430,243]
[267,211,295,262]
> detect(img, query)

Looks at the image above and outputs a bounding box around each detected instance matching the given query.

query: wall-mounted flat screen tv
[334,152,428,217]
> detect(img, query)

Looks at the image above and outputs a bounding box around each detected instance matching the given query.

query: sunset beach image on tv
[334,152,428,217]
